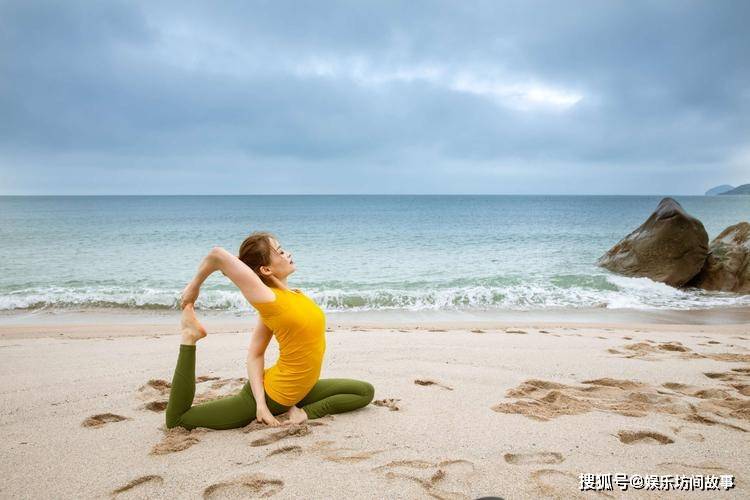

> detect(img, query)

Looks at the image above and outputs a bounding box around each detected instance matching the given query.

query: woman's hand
[180,281,200,309]
[255,405,283,427]
[181,249,224,310]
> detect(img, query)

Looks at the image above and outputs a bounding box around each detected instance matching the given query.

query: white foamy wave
[602,275,750,309]
[1,278,749,313]
[0,286,250,312]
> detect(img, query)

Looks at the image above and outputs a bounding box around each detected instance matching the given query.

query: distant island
[705,183,749,195]
[720,184,750,195]
[705,184,734,195]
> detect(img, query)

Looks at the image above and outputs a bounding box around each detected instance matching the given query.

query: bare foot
[181,304,207,345]
[285,406,308,425]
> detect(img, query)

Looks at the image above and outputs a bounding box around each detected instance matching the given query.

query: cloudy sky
[1,1,748,195]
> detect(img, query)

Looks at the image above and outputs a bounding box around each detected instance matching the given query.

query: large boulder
[597,197,709,287]
[686,222,750,293]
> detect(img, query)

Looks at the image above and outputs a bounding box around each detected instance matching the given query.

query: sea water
[1,195,748,314]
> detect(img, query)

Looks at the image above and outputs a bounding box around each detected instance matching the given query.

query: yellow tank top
[250,286,326,406]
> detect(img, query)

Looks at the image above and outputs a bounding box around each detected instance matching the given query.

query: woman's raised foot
[180,304,207,345]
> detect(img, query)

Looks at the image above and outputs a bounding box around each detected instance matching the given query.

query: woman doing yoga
[165,231,375,430]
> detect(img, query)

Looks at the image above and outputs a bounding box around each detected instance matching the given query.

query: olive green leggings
[165,344,375,430]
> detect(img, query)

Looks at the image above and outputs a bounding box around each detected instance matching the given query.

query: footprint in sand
[699,368,750,397]
[661,382,736,400]
[309,439,388,463]
[705,366,750,379]
[373,458,477,500]
[203,473,284,499]
[659,342,691,352]
[414,379,454,390]
[670,425,705,442]
[492,377,748,432]
[608,341,695,361]
[530,469,614,499]
[324,450,385,463]
[138,377,245,411]
[322,443,387,463]
[136,379,171,401]
[505,329,527,334]
[504,452,564,465]
[611,342,750,364]
[266,445,302,457]
[471,329,485,334]
[136,379,173,413]
[144,401,168,412]
[705,353,750,363]
[372,398,401,411]
[682,411,747,432]
[616,430,674,445]
[82,413,130,428]
[111,475,164,497]
[539,329,562,336]
[208,377,246,390]
[150,426,211,455]
[249,424,313,447]
[136,379,180,412]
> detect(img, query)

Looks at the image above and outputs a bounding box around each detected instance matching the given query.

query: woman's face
[267,238,296,278]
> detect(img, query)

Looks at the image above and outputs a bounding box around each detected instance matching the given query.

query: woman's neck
[269,276,289,290]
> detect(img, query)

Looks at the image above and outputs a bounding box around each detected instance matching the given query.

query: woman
[165,231,375,430]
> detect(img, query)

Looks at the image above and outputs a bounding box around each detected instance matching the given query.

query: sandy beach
[1,313,748,499]
[4,0,749,497]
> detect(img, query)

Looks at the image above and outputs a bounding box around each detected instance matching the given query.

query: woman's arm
[247,318,282,426]
[181,246,275,308]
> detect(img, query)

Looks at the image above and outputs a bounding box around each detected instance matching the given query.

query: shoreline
[2,306,749,339]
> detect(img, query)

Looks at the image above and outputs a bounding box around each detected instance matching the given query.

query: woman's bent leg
[296,378,375,419]
[165,344,198,428]
[176,384,291,431]
[164,344,290,430]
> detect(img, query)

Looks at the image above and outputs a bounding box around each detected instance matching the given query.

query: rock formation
[597,198,709,287]
[685,222,750,293]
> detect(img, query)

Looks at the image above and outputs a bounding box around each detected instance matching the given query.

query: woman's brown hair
[238,231,277,286]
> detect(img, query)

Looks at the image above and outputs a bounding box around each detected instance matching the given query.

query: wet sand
[1,314,749,498]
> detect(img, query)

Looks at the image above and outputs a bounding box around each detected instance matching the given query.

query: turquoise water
[1,195,748,313]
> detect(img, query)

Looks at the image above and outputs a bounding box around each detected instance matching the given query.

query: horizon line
[0,193,731,197]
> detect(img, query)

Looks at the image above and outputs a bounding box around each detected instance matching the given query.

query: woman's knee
[358,380,375,404]
[165,411,192,430]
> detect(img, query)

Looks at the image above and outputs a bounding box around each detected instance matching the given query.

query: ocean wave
[1,276,749,312]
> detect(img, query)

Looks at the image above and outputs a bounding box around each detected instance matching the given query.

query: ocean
[1,195,748,315]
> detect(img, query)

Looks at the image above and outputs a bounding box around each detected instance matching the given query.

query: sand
[1,315,749,499]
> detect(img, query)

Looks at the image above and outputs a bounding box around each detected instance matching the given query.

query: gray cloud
[1,0,748,194]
